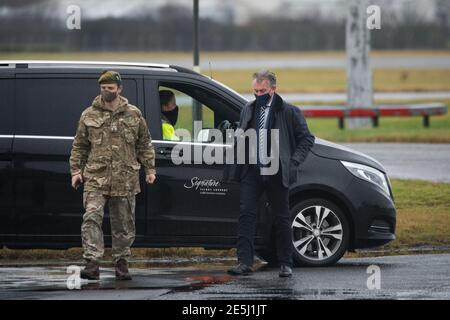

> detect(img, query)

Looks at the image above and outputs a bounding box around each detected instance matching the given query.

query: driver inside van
[159,90,179,140]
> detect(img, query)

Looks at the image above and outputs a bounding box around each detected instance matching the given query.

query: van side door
[143,75,242,244]
[12,73,145,247]
[0,76,15,243]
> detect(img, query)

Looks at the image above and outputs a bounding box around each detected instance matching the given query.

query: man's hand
[146,174,156,184]
[71,173,83,190]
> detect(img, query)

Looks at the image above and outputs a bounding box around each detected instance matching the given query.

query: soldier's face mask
[101,89,118,102]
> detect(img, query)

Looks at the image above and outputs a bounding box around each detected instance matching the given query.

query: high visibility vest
[161,118,178,141]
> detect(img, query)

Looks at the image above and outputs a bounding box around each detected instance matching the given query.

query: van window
[158,82,238,142]
[15,78,138,136]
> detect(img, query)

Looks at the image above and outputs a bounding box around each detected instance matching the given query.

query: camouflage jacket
[69,95,156,196]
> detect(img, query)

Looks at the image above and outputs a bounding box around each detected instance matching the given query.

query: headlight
[340,160,390,196]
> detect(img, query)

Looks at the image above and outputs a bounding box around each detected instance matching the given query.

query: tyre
[257,198,350,267]
[291,198,349,267]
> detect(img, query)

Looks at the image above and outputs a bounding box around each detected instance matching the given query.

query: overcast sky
[0,0,441,24]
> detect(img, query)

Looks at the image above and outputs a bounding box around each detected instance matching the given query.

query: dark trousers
[237,165,293,267]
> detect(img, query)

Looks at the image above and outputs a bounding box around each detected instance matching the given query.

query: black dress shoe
[227,263,253,276]
[279,265,292,278]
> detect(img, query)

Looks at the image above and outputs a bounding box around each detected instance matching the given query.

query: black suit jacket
[224,93,315,187]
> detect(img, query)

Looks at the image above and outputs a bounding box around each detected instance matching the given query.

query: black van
[0,61,396,266]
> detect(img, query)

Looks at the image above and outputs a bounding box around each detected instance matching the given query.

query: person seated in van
[159,90,179,140]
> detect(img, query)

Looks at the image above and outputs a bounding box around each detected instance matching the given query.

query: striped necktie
[258,105,268,166]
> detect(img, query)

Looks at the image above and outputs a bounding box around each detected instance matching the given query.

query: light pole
[192,0,202,123]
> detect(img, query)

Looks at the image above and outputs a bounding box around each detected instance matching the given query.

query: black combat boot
[115,259,132,280]
[80,260,100,280]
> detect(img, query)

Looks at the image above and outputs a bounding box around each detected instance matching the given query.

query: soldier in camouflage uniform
[69,71,156,280]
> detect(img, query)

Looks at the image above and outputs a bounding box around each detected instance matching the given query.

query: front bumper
[344,176,397,249]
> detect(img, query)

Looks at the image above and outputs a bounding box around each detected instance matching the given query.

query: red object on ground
[299,103,447,128]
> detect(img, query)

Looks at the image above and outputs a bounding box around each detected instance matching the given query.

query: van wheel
[256,198,349,267]
[291,198,349,267]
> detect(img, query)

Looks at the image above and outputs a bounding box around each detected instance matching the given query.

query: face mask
[254,92,271,107]
[101,90,118,102]
[162,105,179,126]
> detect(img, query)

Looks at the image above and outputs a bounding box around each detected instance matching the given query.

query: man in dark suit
[227,70,315,277]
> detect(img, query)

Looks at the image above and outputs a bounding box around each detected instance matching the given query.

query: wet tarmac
[0,254,449,300]
[342,143,450,183]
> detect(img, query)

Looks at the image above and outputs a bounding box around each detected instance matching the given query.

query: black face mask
[162,105,179,126]
[254,93,271,108]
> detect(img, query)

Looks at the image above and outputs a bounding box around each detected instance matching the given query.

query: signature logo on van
[184,177,228,196]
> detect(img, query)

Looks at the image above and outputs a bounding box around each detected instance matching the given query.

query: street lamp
[192,0,202,123]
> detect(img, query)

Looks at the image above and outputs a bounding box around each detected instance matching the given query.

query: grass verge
[210,68,450,93]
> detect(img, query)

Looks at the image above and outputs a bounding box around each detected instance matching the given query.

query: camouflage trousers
[81,191,136,264]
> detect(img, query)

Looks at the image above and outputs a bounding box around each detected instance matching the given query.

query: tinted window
[0,78,14,134]
[158,82,238,142]
[158,86,215,140]
[15,78,137,136]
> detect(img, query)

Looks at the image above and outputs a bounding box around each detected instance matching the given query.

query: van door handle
[157,146,184,157]
[157,147,172,155]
